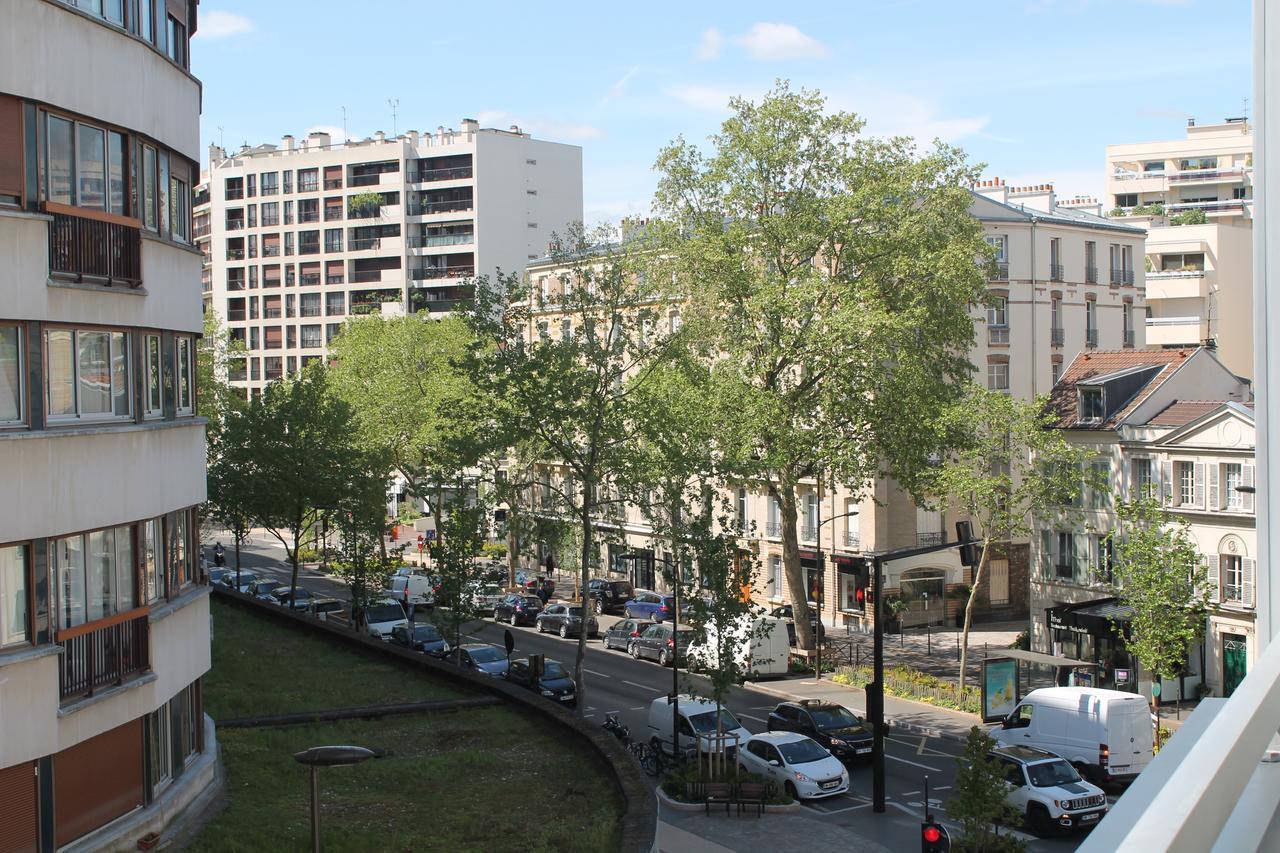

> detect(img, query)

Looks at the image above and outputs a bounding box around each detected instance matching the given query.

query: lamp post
[293,745,377,852]
[811,508,860,681]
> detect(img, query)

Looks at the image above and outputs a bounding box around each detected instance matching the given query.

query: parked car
[990,745,1108,834]
[767,700,873,762]
[586,578,634,616]
[623,590,677,622]
[248,578,281,600]
[535,603,598,638]
[451,643,509,678]
[523,577,556,598]
[361,599,409,640]
[471,582,506,615]
[506,656,576,706]
[631,622,694,667]
[738,731,849,801]
[220,571,258,593]
[269,586,315,610]
[389,621,450,657]
[601,618,643,652]
[991,687,1153,785]
[769,603,825,644]
[207,567,232,586]
[386,573,435,608]
[493,593,543,626]
[307,597,344,621]
[687,615,790,679]
[647,695,750,759]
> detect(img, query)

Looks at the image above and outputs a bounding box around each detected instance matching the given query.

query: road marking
[934,785,952,791]
[630,706,646,711]
[806,802,873,815]
[584,669,612,678]
[902,790,919,796]
[623,680,652,690]
[887,755,942,772]
[739,714,767,724]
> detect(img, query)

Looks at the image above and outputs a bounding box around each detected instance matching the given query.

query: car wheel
[651,612,659,622]
[659,649,671,667]
[594,599,604,615]
[630,642,641,659]
[536,620,545,634]
[509,613,518,627]
[560,624,569,639]
[784,782,798,802]
[624,608,633,619]
[1027,804,1053,837]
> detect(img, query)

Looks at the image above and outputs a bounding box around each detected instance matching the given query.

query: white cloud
[195,10,253,39]
[475,110,603,141]
[664,84,747,114]
[735,22,829,61]
[601,66,641,105]
[695,27,724,61]
[829,88,987,143]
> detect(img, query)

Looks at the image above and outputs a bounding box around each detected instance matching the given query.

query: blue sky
[192,0,1252,226]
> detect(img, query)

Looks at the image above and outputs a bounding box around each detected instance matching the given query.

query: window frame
[0,542,30,648]
[0,323,24,427]
[44,326,133,423]
[175,335,194,415]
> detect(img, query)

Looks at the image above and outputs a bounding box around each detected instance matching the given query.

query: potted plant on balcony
[348,192,383,220]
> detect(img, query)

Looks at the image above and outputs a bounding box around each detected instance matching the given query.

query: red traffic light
[921,821,950,852]
[923,826,941,843]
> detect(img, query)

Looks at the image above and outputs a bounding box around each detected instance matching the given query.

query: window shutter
[1073,532,1089,578]
[1244,464,1256,513]
[1244,557,1256,608]
[0,95,23,203]
[1040,529,1053,576]
[1207,554,1220,604]
[1162,461,1174,504]
[1193,463,1206,508]
[1208,464,1220,511]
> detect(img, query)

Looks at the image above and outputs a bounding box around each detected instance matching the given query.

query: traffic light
[921,820,951,852]
[955,521,980,568]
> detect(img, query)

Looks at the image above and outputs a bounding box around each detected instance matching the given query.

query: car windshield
[776,738,832,765]
[468,646,504,663]
[542,661,568,680]
[366,604,405,623]
[810,706,863,731]
[414,625,442,641]
[1028,759,1082,788]
[688,709,743,734]
[235,575,257,585]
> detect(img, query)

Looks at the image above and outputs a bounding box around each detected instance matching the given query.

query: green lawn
[196,601,623,852]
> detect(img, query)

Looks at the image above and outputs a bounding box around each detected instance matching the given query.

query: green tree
[205,406,258,588]
[651,82,990,649]
[331,448,401,623]
[429,479,488,653]
[1107,495,1209,742]
[932,386,1100,692]
[197,309,246,445]
[947,727,1027,853]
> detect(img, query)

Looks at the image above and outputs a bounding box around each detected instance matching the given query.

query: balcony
[226,249,244,261]
[262,245,281,257]
[409,232,474,248]
[226,219,244,231]
[1086,264,1098,284]
[299,211,321,224]
[1086,328,1098,348]
[349,174,382,187]
[765,521,782,538]
[349,237,382,251]
[351,269,386,283]
[988,326,1009,346]
[988,261,1009,281]
[57,609,150,702]
[1145,315,1206,348]
[225,188,243,200]
[326,275,345,285]
[1166,199,1249,217]
[410,199,475,215]
[801,525,818,542]
[1124,329,1136,348]
[843,531,860,550]
[47,209,142,288]
[300,273,321,286]
[1168,167,1247,184]
[227,309,246,321]
[1050,263,1065,282]
[1051,326,1065,347]
[324,179,344,190]
[408,166,474,183]
[1111,267,1135,286]
[916,532,945,547]
[410,265,474,281]
[1147,270,1211,301]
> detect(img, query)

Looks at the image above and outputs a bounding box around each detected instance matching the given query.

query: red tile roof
[1048,348,1198,429]
[1145,400,1225,427]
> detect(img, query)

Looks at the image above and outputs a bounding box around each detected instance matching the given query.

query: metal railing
[300,305,322,318]
[225,188,243,200]
[299,273,321,286]
[262,245,281,257]
[348,174,383,187]
[325,241,343,254]
[1051,327,1065,347]
[1086,264,1098,284]
[1147,269,1207,279]
[1111,268,1135,285]
[349,237,382,250]
[409,233,474,248]
[57,609,149,702]
[299,243,321,256]
[264,308,282,319]
[351,270,385,283]
[1166,199,1249,215]
[843,531,860,550]
[298,180,319,193]
[409,199,474,215]
[226,249,244,260]
[1086,328,1098,348]
[801,525,818,542]
[988,261,1009,281]
[1050,263,1065,281]
[325,275,345,285]
[227,310,246,321]
[323,179,343,190]
[765,521,782,537]
[916,532,945,547]
[988,326,1009,345]
[48,211,142,287]
[225,219,244,231]
[408,166,473,182]
[1168,167,1246,183]
[298,211,320,223]
[411,266,474,280]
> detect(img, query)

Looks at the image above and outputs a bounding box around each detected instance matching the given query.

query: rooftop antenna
[341,106,347,143]
[217,125,224,148]
[1243,97,1250,120]
[388,99,399,138]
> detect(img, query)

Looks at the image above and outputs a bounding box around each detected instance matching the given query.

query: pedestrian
[536,579,551,606]
[214,542,226,567]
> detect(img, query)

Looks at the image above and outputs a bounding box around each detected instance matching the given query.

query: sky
[192,0,1252,227]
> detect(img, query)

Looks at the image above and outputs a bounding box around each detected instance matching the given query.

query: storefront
[612,547,655,590]
[1046,598,1138,692]
[834,556,867,616]
[800,551,823,605]
[899,567,946,628]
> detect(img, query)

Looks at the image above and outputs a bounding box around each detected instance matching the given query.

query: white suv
[990,745,1107,835]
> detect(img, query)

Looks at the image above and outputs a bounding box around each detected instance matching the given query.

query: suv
[990,745,1108,835]
[586,578,634,616]
[493,593,543,626]
[767,700,873,762]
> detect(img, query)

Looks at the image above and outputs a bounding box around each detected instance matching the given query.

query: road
[204,533,1092,852]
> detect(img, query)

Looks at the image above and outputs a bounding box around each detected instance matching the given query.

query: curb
[656,786,801,814]
[742,681,973,745]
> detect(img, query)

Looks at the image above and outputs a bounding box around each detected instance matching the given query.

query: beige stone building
[1106,118,1254,379]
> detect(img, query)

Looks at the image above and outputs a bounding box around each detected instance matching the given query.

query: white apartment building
[1106,118,1254,379]
[1034,347,1252,703]
[0,1,215,850]
[519,185,1147,634]
[198,122,582,396]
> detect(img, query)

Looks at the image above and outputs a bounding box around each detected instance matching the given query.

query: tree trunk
[777,483,814,650]
[575,500,593,717]
[507,510,518,589]
[234,525,243,589]
[288,524,302,609]
[957,538,991,694]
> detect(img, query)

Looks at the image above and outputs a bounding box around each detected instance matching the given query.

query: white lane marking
[740,714,767,724]
[623,680,652,690]
[583,713,596,718]
[902,790,920,796]
[630,706,646,711]
[887,755,943,772]
[934,785,952,791]
[584,669,612,678]
[806,802,873,815]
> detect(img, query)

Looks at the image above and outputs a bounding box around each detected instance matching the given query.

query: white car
[737,731,849,801]
[990,745,1108,835]
[361,598,409,641]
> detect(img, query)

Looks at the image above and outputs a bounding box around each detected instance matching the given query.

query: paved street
[203,532,1098,852]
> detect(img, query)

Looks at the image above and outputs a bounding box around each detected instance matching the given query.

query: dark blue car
[623,590,676,622]
[506,657,576,706]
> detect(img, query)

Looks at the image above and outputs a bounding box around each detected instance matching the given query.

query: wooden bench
[704,782,733,815]
[735,782,767,816]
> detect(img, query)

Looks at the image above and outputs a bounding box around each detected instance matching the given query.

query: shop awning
[1047,598,1133,637]
[993,649,1097,669]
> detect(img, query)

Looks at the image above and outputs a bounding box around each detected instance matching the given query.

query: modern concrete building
[0,1,216,850]
[1106,118,1254,379]
[197,122,583,397]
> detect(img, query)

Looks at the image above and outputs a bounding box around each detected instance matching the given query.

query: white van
[686,615,790,679]
[386,572,435,608]
[991,687,1153,784]
[647,695,752,758]
[361,599,410,641]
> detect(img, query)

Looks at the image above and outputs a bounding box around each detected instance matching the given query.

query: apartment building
[1106,118,1254,379]
[0,1,215,850]
[1034,348,1252,702]
[518,186,1146,634]
[198,123,582,396]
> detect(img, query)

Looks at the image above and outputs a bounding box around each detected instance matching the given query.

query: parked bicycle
[602,714,663,775]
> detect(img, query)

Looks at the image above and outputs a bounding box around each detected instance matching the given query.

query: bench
[735,782,767,816]
[704,782,733,815]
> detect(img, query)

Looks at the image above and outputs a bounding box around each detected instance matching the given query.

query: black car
[631,622,694,667]
[586,578,634,616]
[769,603,825,643]
[389,622,450,657]
[451,643,509,678]
[767,700,874,762]
[601,618,643,652]
[493,593,543,627]
[535,603,599,638]
[269,586,315,609]
[506,656,576,706]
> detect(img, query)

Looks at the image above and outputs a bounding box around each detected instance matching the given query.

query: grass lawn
[196,601,624,852]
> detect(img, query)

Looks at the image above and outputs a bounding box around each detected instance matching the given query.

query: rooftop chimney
[1188,117,1197,127]
[437,125,446,144]
[462,118,479,136]
[374,130,385,142]
[407,130,419,146]
[281,134,294,152]
[308,130,331,149]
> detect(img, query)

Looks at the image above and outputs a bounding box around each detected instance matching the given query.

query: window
[1224,463,1243,510]
[1221,554,1243,603]
[988,361,1010,393]
[0,325,23,425]
[988,295,1008,327]
[262,202,279,226]
[166,15,187,68]
[1049,237,1062,279]
[1115,193,1138,208]
[537,321,550,341]
[1085,241,1097,281]
[143,518,163,602]
[284,200,294,225]
[169,510,191,590]
[1051,359,1063,384]
[770,555,783,596]
[325,228,343,253]
[260,172,278,195]
[1132,458,1154,498]
[176,336,193,414]
[76,124,106,210]
[1086,299,1097,332]
[1055,532,1074,579]
[47,115,74,204]
[326,323,342,344]
[246,174,256,198]
[1079,387,1103,422]
[0,545,28,647]
[767,496,780,536]
[247,205,257,230]
[561,319,572,341]
[737,488,748,535]
[984,234,1007,262]
[1088,458,1110,509]
[108,131,126,216]
[1177,461,1195,506]
[298,168,319,192]
[300,325,322,348]
[45,328,131,420]
[139,0,154,41]
[144,334,162,416]
[326,292,345,316]
[55,523,135,630]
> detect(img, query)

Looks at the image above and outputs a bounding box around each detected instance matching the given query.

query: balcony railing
[1147,269,1207,279]
[408,166,473,183]
[351,270,385,283]
[225,188,243,200]
[349,237,382,250]
[843,531,860,550]
[1111,267,1135,286]
[1086,328,1098,348]
[1124,329,1136,348]
[1166,199,1248,215]
[262,245,281,257]
[299,212,321,224]
[324,179,344,190]
[325,242,343,254]
[299,243,321,256]
[409,233,474,248]
[988,326,1009,345]
[1051,326,1065,347]
[227,310,246,321]
[58,609,149,702]
[226,249,244,260]
[1086,264,1098,284]
[349,174,382,187]
[1050,263,1065,281]
[801,525,818,542]
[299,273,321,286]
[409,200,474,215]
[410,266,474,280]
[988,261,1009,281]
[47,209,142,287]
[264,308,282,319]
[326,275,345,285]
[916,532,945,547]
[765,521,782,538]
[226,219,244,231]
[1168,167,1246,183]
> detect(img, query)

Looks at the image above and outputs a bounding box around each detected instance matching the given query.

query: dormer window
[1080,387,1104,422]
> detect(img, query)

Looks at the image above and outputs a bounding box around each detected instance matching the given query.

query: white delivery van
[386,572,435,608]
[361,598,410,641]
[991,687,1153,784]
[686,615,790,680]
[647,695,752,759]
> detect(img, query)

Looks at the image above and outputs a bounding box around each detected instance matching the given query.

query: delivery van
[991,687,1153,784]
[686,615,790,679]
[647,694,751,759]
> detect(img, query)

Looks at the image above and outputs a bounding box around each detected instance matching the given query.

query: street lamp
[811,508,861,680]
[293,745,377,852]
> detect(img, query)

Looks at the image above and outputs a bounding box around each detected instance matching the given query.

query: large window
[176,336,193,414]
[1177,461,1196,506]
[47,115,74,204]
[55,524,135,630]
[144,334,162,416]
[1131,457,1154,498]
[45,328,131,420]
[43,115,129,216]
[770,555,783,596]
[143,518,163,603]
[987,296,1008,327]
[1224,463,1243,510]
[1221,555,1243,603]
[1079,387,1104,421]
[169,511,192,590]
[0,325,22,425]
[988,362,1010,393]
[0,544,28,647]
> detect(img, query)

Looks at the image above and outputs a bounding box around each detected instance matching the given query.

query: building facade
[1106,118,1254,379]
[197,122,582,397]
[0,1,215,850]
